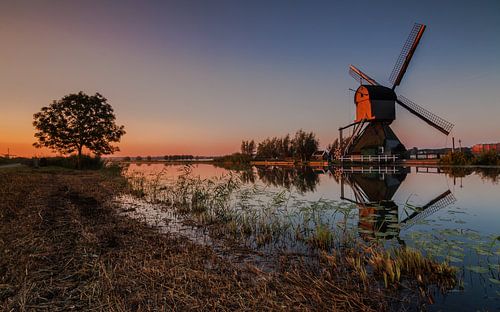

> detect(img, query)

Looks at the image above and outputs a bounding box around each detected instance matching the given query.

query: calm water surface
[123,163,500,310]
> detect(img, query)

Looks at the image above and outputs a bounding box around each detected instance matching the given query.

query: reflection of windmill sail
[400,190,457,230]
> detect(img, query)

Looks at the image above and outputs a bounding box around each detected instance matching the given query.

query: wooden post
[339,128,343,156]
[340,175,345,199]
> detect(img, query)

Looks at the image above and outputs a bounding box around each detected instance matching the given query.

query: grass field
[0,166,456,311]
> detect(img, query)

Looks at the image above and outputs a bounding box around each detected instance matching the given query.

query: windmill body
[350,85,406,155]
[339,23,454,160]
[354,85,396,123]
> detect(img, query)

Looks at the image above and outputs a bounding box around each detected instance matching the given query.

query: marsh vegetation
[2,163,499,310]
[120,164,477,307]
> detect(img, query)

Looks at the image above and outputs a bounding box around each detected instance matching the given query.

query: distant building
[311,150,330,161]
[471,143,500,154]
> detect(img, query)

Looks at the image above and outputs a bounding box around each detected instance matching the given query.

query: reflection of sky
[128,164,499,307]
[128,164,500,235]
[397,170,500,234]
[1,1,500,157]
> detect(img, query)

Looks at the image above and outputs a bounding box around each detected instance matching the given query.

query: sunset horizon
[2,1,500,310]
[2,1,499,158]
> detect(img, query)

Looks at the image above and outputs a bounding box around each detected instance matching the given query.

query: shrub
[439,151,473,165]
[38,155,104,170]
[473,150,500,166]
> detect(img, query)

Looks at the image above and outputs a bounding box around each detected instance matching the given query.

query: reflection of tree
[441,167,500,184]
[256,166,320,193]
[212,162,252,171]
[239,168,256,184]
[475,168,500,184]
[210,162,256,183]
[441,167,474,178]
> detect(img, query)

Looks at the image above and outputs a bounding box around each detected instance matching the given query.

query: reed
[0,168,396,310]
[123,166,459,302]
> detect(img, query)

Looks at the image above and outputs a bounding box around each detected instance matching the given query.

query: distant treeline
[163,155,196,160]
[240,129,321,161]
[0,155,104,170]
[124,155,200,161]
[0,156,17,165]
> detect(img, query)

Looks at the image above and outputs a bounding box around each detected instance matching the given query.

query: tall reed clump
[124,165,375,254]
[307,224,334,250]
[367,247,457,290]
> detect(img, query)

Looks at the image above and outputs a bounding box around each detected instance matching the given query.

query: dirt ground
[0,167,393,311]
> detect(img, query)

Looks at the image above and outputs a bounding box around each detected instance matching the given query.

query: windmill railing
[339,166,400,174]
[340,154,398,163]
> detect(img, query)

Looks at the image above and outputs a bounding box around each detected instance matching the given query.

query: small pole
[459,139,462,152]
[452,137,455,153]
[340,176,345,199]
[339,128,343,157]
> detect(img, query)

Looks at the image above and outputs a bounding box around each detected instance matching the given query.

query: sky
[1,0,499,157]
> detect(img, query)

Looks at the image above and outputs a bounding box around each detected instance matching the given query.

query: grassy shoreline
[1,166,457,310]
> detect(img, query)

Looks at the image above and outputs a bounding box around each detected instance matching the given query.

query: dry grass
[1,168,395,311]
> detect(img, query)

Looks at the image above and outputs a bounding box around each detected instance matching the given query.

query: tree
[33,92,125,168]
[241,140,256,156]
[292,129,319,161]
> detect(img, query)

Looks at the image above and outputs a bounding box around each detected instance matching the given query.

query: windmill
[338,23,454,159]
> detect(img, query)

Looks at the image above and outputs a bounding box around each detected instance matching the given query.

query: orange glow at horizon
[0,139,240,158]
[1,2,499,158]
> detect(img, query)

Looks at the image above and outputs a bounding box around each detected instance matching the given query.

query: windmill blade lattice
[396,95,454,135]
[349,65,379,85]
[389,23,426,88]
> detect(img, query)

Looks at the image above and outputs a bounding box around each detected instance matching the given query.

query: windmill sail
[349,65,379,85]
[396,95,454,135]
[389,23,426,89]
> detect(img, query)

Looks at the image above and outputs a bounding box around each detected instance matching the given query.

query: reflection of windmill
[340,172,456,241]
[339,23,454,158]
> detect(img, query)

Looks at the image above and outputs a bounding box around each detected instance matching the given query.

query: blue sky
[1,0,499,156]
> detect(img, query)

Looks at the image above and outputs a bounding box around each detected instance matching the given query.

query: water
[119,162,500,310]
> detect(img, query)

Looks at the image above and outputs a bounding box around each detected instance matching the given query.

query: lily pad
[446,256,463,263]
[488,278,500,285]
[467,266,489,274]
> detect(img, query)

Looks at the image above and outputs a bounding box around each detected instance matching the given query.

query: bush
[38,155,104,170]
[440,150,500,166]
[214,153,252,164]
[0,157,13,165]
[439,151,473,165]
[473,150,500,166]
